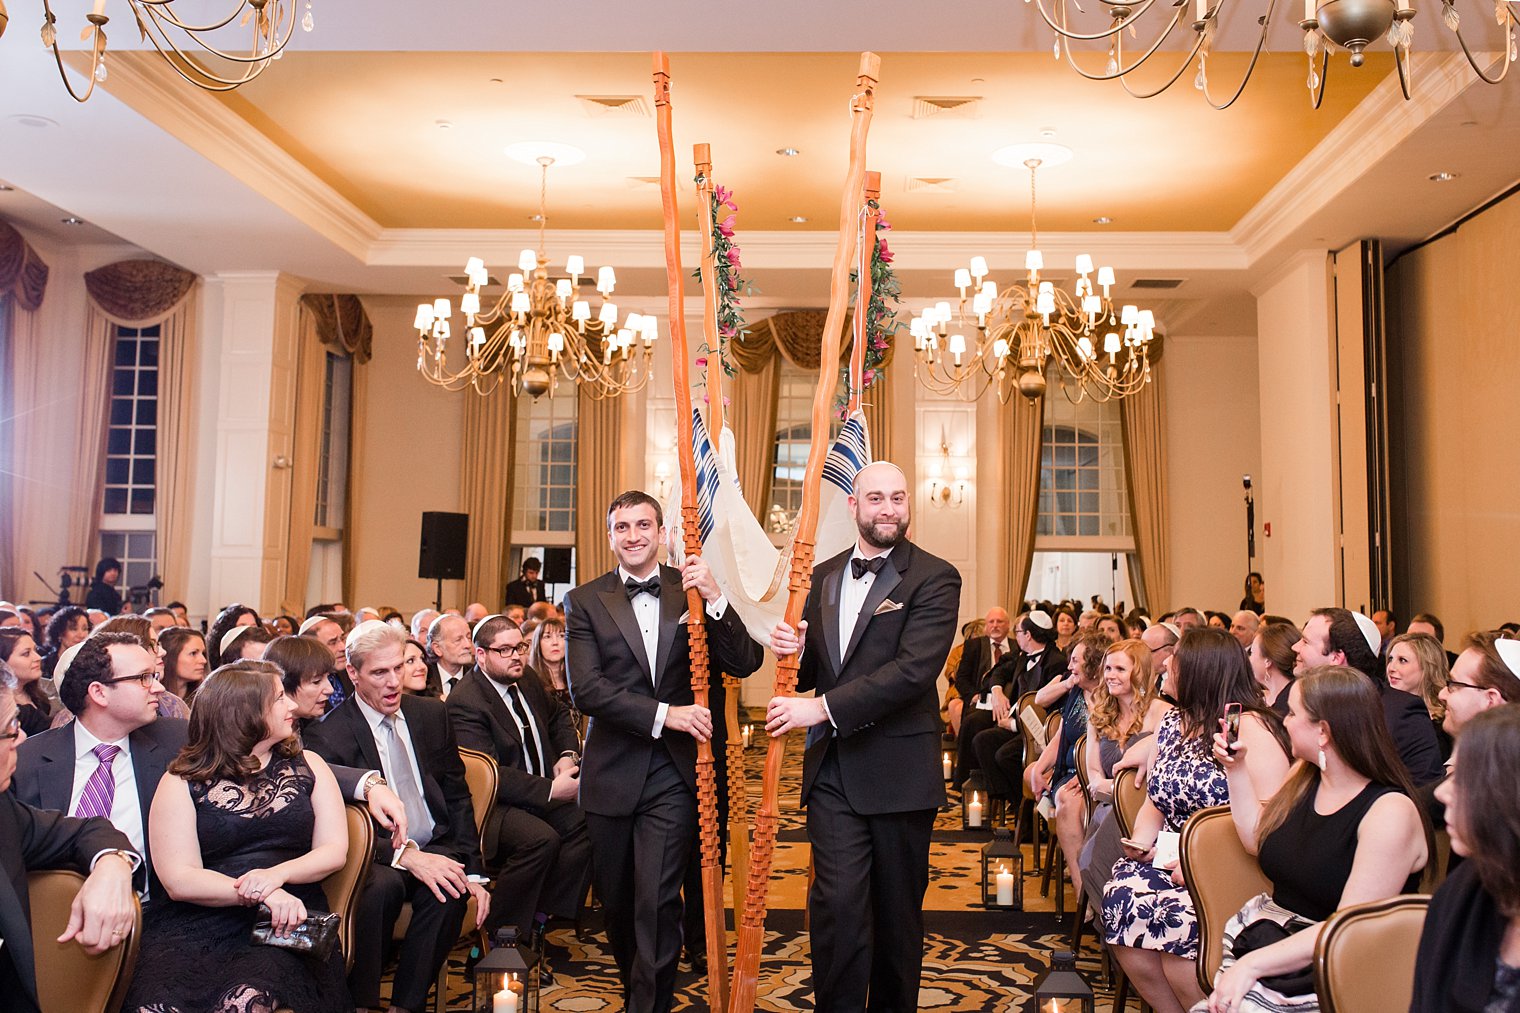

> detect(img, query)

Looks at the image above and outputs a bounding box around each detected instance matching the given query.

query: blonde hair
[1088,638,1157,743]
[1387,632,1449,721]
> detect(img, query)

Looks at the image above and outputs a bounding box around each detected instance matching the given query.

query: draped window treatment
[574,389,623,583]
[1002,397,1045,607]
[460,390,516,609]
[0,222,51,593]
[82,259,199,598]
[1120,360,1170,613]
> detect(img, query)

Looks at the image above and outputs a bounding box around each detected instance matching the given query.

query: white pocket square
[873,600,904,616]
[678,610,691,624]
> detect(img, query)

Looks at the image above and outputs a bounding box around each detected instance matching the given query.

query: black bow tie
[850,556,887,580]
[624,575,662,599]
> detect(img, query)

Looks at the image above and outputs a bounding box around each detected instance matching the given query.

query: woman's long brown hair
[1454,705,1520,915]
[169,661,299,782]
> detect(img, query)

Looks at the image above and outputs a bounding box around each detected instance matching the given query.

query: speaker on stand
[419,511,469,610]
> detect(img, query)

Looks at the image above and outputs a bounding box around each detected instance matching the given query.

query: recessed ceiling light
[60,216,85,225]
[528,214,544,222]
[788,215,809,223]
[489,78,503,84]
[435,119,453,130]
[1092,216,1114,225]
[992,142,1074,168]
[504,141,586,167]
[1428,171,1459,182]
[776,147,801,157]
[1039,127,1058,139]
[7,114,58,129]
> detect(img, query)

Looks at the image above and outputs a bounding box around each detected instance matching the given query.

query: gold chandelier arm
[1113,26,1210,95]
[1052,3,1191,81]
[1193,0,1281,110]
[1032,0,1170,43]
[128,3,297,90]
[41,1,105,104]
[1312,44,1333,108]
[131,0,252,33]
[1447,6,1518,85]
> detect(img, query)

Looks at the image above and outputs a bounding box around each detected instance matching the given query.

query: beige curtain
[730,355,780,519]
[280,307,326,616]
[70,306,122,575]
[460,390,516,608]
[342,354,368,607]
[1121,362,1171,612]
[575,390,623,582]
[153,291,199,599]
[861,348,896,463]
[1002,395,1045,605]
[1,299,44,593]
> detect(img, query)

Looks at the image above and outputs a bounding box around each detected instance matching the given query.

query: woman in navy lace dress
[1101,627,1291,1013]
[125,660,352,1013]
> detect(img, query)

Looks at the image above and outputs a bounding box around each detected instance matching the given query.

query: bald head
[1230,610,1261,648]
[463,602,489,623]
[849,461,910,551]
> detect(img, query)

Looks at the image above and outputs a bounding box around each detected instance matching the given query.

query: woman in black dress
[126,660,351,1013]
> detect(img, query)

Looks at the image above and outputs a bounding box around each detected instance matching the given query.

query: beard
[857,512,908,549]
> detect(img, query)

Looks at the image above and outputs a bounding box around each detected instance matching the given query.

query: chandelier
[414,152,655,400]
[15,0,311,103]
[910,146,1157,405]
[1031,0,1516,108]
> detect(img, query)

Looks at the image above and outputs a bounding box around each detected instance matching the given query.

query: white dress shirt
[618,565,730,738]
[354,695,429,809]
[822,545,895,728]
[70,720,145,857]
[437,663,464,700]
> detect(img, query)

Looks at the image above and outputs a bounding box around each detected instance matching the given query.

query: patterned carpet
[402,730,1112,1012]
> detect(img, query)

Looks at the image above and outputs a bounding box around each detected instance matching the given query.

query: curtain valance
[299,293,373,364]
[733,309,896,374]
[84,259,195,324]
[0,220,50,312]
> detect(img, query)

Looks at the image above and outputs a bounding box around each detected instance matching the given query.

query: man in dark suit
[303,620,490,1013]
[13,632,188,901]
[1,668,141,1013]
[565,490,764,1013]
[950,605,1009,782]
[505,558,549,609]
[957,610,1066,787]
[1295,607,1446,786]
[426,613,475,702]
[447,614,590,940]
[767,461,962,1013]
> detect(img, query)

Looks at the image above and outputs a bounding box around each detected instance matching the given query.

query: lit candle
[942,752,953,779]
[996,864,1014,906]
[968,791,983,828]
[742,724,753,748]
[1304,0,1314,20]
[92,0,107,16]
[493,974,518,1013]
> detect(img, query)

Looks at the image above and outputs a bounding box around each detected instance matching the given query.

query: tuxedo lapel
[841,554,905,671]
[598,581,653,683]
[652,567,685,692]
[820,558,846,675]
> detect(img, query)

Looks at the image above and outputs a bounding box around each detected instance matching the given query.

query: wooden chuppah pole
[728,52,881,1013]
[652,53,729,1013]
[692,142,753,924]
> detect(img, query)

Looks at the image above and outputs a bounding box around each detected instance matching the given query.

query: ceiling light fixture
[910,148,1157,405]
[788,215,809,223]
[1092,215,1114,225]
[1033,0,1517,109]
[60,216,84,225]
[31,0,313,103]
[1427,170,1459,181]
[416,151,653,400]
[776,147,801,157]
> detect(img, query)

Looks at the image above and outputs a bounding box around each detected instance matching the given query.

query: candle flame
[972,791,979,804]
[1048,1001,1060,1013]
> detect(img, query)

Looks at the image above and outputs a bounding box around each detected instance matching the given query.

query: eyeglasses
[483,643,529,659]
[104,670,164,688]
[1445,678,1487,693]
[1,715,20,741]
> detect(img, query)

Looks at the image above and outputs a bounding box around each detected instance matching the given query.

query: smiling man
[565,490,764,1013]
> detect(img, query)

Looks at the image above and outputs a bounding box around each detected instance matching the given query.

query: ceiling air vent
[904,176,959,194]
[911,95,983,119]
[576,94,651,118]
[1130,278,1185,290]
[447,274,500,287]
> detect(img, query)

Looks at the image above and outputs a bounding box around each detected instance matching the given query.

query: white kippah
[298,614,330,636]
[472,614,505,642]
[345,618,390,651]
[1160,622,1181,640]
[53,642,86,699]
[1026,610,1054,630]
[1495,638,1520,680]
[220,625,252,657]
[1351,611,1382,656]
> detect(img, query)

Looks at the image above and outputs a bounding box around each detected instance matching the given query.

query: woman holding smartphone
[1101,627,1291,1013]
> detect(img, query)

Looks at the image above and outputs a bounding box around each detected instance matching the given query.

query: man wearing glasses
[14,631,187,901]
[447,614,590,945]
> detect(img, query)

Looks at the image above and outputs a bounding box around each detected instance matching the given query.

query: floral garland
[837,206,902,412]
[692,180,745,405]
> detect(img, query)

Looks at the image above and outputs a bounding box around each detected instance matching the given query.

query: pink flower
[727,275,738,290]
[726,247,742,265]
[863,368,875,383]
[878,241,894,264]
[721,214,736,232]
[695,356,708,368]
[723,396,731,408]
[714,185,731,204]
[717,223,734,239]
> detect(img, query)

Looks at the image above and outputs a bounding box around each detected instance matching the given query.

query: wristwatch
[361,773,388,801]
[559,750,581,766]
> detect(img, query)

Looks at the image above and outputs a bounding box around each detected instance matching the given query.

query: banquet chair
[28,869,142,1013]
[1180,804,1271,993]
[1313,895,1429,1013]
[322,802,376,972]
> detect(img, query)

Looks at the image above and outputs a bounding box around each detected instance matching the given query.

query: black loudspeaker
[418,512,469,581]
[541,547,573,583]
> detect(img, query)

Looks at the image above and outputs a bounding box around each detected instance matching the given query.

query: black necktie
[506,683,547,776]
[625,575,661,599]
[850,556,886,580]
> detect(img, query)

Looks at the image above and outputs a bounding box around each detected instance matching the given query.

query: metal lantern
[961,771,988,831]
[1029,949,1095,1013]
[980,827,1024,909]
[471,927,540,1013]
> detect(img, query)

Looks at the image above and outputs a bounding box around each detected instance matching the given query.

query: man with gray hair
[409,609,440,643]
[1229,609,1261,649]
[426,613,474,702]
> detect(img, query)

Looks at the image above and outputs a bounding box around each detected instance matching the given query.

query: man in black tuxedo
[949,605,1010,782]
[447,614,590,939]
[303,620,490,1013]
[1,668,141,1013]
[957,610,1066,787]
[1294,607,1445,786]
[565,490,764,1013]
[767,461,962,1013]
[505,558,549,609]
[13,632,188,901]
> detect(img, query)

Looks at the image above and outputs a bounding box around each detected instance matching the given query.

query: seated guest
[1412,704,1520,1013]
[1055,607,1078,654]
[220,622,273,663]
[303,621,489,1013]
[401,636,436,696]
[528,617,581,742]
[504,603,527,627]
[1206,611,1231,631]
[1407,611,1459,667]
[463,603,490,625]
[165,602,191,627]
[1102,627,1291,1013]
[122,661,352,1013]
[42,604,90,681]
[50,616,190,727]
[1249,621,1301,715]
[939,618,984,739]
[409,608,440,645]
[158,627,209,704]
[1293,608,1444,786]
[1385,631,1451,755]
[1229,609,1261,650]
[206,603,262,670]
[270,614,300,637]
[13,632,188,900]
[955,609,1061,785]
[1098,614,1125,643]
[1201,666,1429,1013]
[447,615,591,939]
[300,612,353,709]
[0,667,141,1013]
[1172,607,1207,631]
[142,607,178,638]
[426,613,475,701]
[2,626,52,735]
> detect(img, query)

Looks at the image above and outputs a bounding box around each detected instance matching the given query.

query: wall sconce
[927,431,969,508]
[653,459,673,500]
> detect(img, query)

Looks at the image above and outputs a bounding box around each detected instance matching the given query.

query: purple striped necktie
[74,743,122,820]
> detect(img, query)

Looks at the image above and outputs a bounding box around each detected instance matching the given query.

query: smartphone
[1224,702,1243,754]
[1119,837,1151,853]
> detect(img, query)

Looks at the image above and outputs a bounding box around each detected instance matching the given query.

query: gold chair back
[1181,805,1272,992]
[322,802,375,972]
[1112,766,1147,838]
[28,869,141,1013]
[1017,692,1047,802]
[458,747,499,843]
[1314,895,1430,1013]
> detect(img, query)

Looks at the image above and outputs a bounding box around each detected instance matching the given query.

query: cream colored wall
[1390,191,1520,638]
[1162,334,1262,612]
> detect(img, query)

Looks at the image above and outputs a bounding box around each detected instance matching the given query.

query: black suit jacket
[1380,683,1445,786]
[952,635,1016,704]
[447,669,579,813]
[302,694,482,873]
[0,792,135,1013]
[565,564,764,818]
[13,717,188,899]
[795,539,962,815]
[505,577,548,607]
